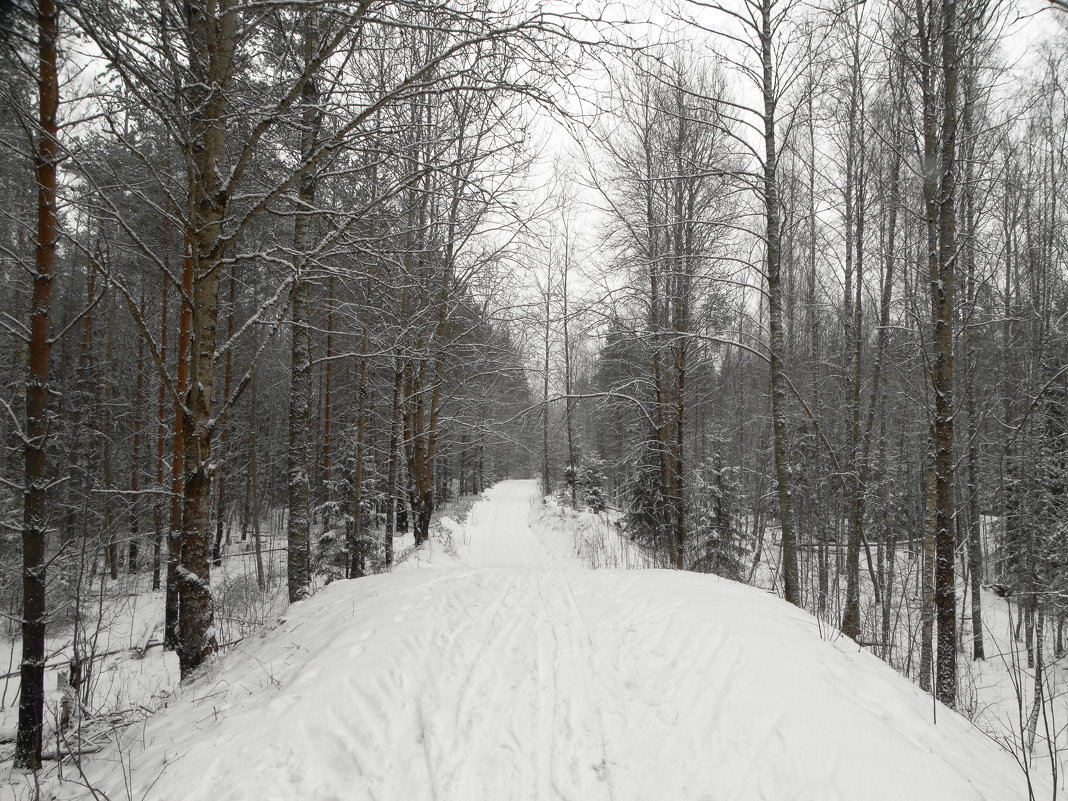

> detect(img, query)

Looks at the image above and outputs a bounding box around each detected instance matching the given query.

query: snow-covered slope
[66,480,1030,800]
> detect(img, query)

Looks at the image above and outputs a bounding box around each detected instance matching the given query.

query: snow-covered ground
[16,479,1034,800]
[0,516,418,756]
[746,528,1068,792]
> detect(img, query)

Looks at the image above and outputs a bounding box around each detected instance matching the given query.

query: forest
[1,0,1067,791]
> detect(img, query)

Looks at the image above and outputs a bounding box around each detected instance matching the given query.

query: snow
[0,585,178,745]
[36,480,1034,800]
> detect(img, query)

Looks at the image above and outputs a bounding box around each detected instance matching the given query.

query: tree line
[536,0,1067,730]
[2,0,1067,778]
[0,0,577,769]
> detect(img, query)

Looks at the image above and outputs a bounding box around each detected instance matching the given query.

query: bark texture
[15,0,59,769]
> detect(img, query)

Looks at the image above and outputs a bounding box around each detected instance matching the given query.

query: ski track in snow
[65,480,1035,801]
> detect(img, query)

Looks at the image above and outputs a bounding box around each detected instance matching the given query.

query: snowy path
[461,480,573,567]
[69,480,1032,801]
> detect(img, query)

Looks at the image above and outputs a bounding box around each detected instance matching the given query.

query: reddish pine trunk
[15,0,59,769]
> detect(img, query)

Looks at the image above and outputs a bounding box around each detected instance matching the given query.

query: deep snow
[45,480,1032,800]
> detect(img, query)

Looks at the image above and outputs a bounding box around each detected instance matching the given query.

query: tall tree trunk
[130,289,147,572]
[961,73,985,661]
[285,12,321,604]
[165,240,191,651]
[384,360,403,565]
[913,0,958,706]
[70,256,96,576]
[152,230,170,592]
[285,232,313,588]
[349,325,369,578]
[213,269,237,567]
[384,358,401,555]
[845,54,903,646]
[15,0,59,768]
[920,464,936,692]
[760,0,800,605]
[101,297,118,580]
[248,371,264,591]
[563,254,576,506]
[842,30,864,637]
[933,0,960,708]
[322,275,335,520]
[175,0,238,676]
[542,266,552,497]
[806,82,828,616]
[1026,603,1045,753]
[401,149,458,548]
[667,112,690,571]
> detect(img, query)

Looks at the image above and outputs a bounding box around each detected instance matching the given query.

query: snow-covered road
[70,480,1033,801]
[462,479,574,567]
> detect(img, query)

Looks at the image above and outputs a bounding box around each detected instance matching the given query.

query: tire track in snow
[534,569,615,801]
[425,573,529,797]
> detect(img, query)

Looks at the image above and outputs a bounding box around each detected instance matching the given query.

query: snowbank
[55,481,1032,800]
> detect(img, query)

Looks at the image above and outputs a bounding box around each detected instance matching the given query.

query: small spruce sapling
[689,452,749,580]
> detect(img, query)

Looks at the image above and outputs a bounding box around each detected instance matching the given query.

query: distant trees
[64,0,564,673]
[1,0,571,769]
[996,41,1068,695]
[663,0,818,605]
[560,0,1067,717]
[593,53,736,568]
[1,0,1065,763]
